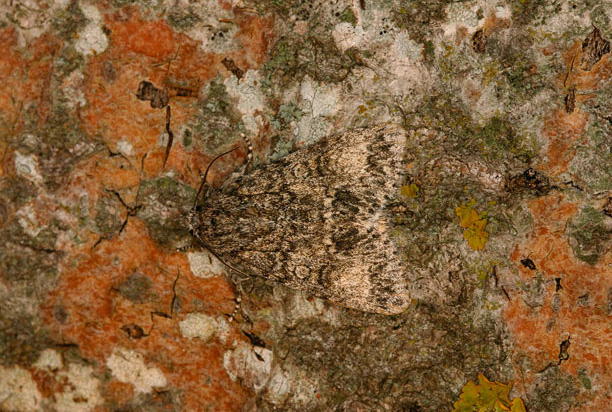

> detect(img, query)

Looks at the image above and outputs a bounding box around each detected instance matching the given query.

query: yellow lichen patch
[453,374,526,412]
[456,199,489,250]
[400,183,419,198]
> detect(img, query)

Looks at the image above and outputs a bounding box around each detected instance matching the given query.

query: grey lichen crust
[194,124,410,315]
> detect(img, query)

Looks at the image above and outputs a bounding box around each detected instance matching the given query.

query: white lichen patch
[332,22,369,53]
[106,348,167,394]
[295,76,340,145]
[393,32,424,62]
[16,204,42,237]
[0,365,42,412]
[54,363,102,412]
[116,139,134,157]
[75,2,108,56]
[265,368,291,403]
[214,316,232,345]
[168,0,238,53]
[62,71,87,109]
[187,251,226,278]
[14,152,42,184]
[223,341,273,392]
[263,365,319,407]
[179,313,217,342]
[442,2,480,36]
[34,349,63,372]
[224,70,267,133]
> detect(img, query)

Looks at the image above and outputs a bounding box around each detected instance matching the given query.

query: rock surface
[0,0,610,410]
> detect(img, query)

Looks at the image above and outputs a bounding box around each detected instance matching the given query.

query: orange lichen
[0,29,62,177]
[79,6,274,184]
[42,217,249,410]
[503,194,612,398]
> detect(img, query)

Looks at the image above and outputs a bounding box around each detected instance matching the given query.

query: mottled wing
[197,124,410,314]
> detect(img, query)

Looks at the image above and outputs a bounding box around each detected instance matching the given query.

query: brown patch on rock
[472,29,486,53]
[580,27,610,71]
[564,87,576,113]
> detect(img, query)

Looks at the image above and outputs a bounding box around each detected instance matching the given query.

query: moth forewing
[196,124,411,315]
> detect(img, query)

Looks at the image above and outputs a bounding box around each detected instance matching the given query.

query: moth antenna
[193,147,238,209]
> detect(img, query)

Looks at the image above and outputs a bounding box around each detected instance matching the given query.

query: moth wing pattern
[196,124,410,315]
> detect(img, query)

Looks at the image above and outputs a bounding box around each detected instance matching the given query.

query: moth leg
[227,273,254,324]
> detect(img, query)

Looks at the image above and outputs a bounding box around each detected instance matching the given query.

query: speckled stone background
[1,0,611,411]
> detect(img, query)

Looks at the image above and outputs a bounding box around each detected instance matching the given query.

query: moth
[190,124,411,315]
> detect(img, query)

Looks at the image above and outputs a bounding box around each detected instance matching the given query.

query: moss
[569,206,612,265]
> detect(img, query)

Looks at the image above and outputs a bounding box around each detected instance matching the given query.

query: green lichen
[527,368,580,411]
[265,40,297,75]
[94,195,124,235]
[52,0,87,40]
[0,311,52,367]
[117,273,154,304]
[137,177,195,249]
[265,35,359,84]
[188,78,243,152]
[571,120,612,192]
[410,95,534,164]
[271,103,304,130]
[181,128,193,148]
[569,206,612,265]
[392,1,449,45]
[453,373,526,412]
[55,45,84,77]
[578,369,592,390]
[338,7,357,26]
[167,6,201,30]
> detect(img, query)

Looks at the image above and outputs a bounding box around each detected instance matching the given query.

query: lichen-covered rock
[1,0,610,410]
